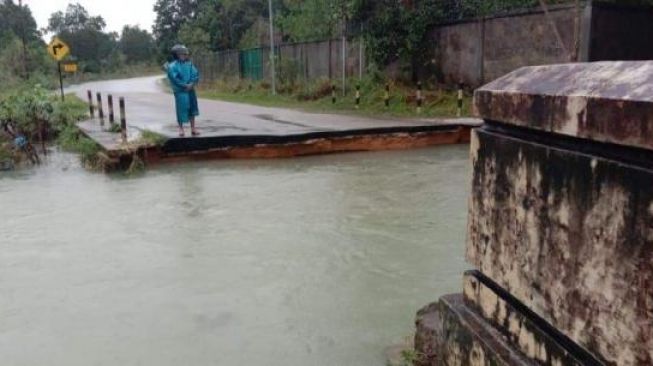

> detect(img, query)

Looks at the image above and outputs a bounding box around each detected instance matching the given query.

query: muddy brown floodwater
[0,146,469,366]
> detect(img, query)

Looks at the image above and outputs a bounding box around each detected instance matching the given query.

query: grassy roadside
[66,64,163,85]
[198,78,474,119]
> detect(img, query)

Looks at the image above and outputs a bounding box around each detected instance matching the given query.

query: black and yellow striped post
[87,90,94,117]
[355,84,360,109]
[119,97,127,142]
[108,94,115,124]
[417,81,423,114]
[457,83,464,117]
[384,83,390,108]
[96,92,104,126]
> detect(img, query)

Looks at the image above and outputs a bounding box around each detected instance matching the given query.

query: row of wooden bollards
[86,90,128,142]
[330,83,465,117]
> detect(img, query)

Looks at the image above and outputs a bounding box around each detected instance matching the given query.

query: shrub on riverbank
[0,85,99,168]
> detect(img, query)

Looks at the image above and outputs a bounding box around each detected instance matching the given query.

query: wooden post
[96,92,104,126]
[119,97,127,142]
[457,83,464,117]
[87,90,94,117]
[108,94,115,124]
[384,83,390,108]
[332,84,337,104]
[417,81,423,114]
[355,84,360,109]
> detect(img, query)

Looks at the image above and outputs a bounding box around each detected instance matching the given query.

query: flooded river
[0,146,469,365]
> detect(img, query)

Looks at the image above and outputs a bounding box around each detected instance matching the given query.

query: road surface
[71,75,479,139]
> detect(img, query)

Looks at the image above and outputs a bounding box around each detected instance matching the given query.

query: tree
[153,0,203,58]
[152,0,277,55]
[0,0,51,84]
[0,0,39,42]
[47,3,117,72]
[119,26,156,64]
[47,3,106,33]
[278,0,337,42]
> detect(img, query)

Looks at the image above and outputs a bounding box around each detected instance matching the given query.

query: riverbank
[0,87,100,171]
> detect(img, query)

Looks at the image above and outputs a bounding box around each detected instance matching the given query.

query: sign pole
[47,37,71,102]
[58,61,65,101]
[268,0,276,95]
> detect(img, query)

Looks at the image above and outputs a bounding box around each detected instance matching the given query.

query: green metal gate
[240,48,263,80]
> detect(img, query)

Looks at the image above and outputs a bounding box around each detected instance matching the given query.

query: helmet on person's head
[171,44,189,55]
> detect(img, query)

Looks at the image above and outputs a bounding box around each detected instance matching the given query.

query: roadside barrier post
[87,90,94,117]
[108,94,115,124]
[384,83,390,108]
[417,81,423,114]
[457,83,464,117]
[119,97,127,142]
[96,92,104,126]
[355,84,360,109]
[332,84,336,104]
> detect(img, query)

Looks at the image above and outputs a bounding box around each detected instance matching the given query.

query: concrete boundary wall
[197,39,365,84]
[196,2,653,88]
[430,3,581,87]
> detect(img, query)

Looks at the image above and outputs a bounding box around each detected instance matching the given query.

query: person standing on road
[167,44,200,137]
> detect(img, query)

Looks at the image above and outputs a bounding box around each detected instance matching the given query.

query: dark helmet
[171,44,189,56]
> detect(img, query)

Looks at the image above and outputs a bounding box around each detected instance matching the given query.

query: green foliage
[107,123,122,133]
[199,74,473,119]
[0,86,98,165]
[0,86,88,135]
[277,0,338,42]
[0,138,13,161]
[398,349,420,366]
[57,123,100,163]
[43,2,157,73]
[0,1,56,89]
[138,130,168,146]
[178,23,212,54]
[47,3,119,73]
[120,26,156,64]
[53,97,101,167]
[153,0,277,56]
[50,97,89,131]
[276,58,303,92]
[153,0,203,58]
[0,85,52,134]
[0,0,40,43]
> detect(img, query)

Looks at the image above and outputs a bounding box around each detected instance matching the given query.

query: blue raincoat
[167,60,200,125]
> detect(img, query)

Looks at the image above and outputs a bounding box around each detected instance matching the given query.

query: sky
[24,0,157,37]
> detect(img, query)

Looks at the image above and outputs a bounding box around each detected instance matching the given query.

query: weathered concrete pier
[415,61,653,365]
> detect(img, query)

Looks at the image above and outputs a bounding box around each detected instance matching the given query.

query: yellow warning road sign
[63,63,78,73]
[47,37,70,61]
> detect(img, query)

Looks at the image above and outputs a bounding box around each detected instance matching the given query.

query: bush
[0,85,95,166]
[57,124,100,166]
[138,130,167,146]
[297,78,333,101]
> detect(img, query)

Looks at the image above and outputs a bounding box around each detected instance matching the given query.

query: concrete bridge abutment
[415,61,653,366]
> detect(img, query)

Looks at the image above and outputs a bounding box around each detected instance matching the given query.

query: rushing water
[0,146,469,366]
